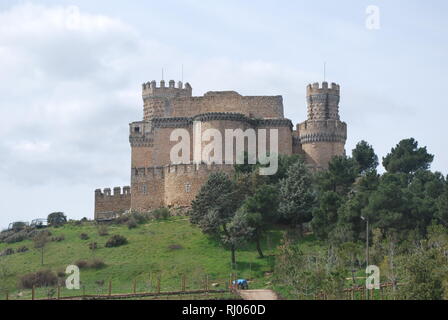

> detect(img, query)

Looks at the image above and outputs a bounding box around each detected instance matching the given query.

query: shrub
[153,208,170,220]
[90,258,106,269]
[17,246,29,253]
[74,258,105,270]
[51,235,65,242]
[0,248,15,256]
[79,233,89,240]
[97,225,109,236]
[20,270,58,289]
[57,270,66,278]
[89,242,98,250]
[127,218,138,229]
[74,259,89,269]
[3,233,26,244]
[105,235,128,248]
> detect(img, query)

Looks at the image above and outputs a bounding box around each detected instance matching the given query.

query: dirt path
[237,290,278,300]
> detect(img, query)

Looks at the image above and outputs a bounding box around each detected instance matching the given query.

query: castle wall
[164,164,234,208]
[129,164,234,212]
[94,187,131,220]
[168,93,284,119]
[131,167,165,211]
[142,83,284,121]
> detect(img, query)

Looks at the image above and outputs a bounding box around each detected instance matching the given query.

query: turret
[306,82,340,121]
[298,82,347,169]
[142,80,192,120]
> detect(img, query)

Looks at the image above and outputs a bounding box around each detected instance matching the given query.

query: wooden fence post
[181,274,186,292]
[108,280,112,296]
[57,286,61,300]
[5,291,8,300]
[157,275,161,294]
[32,285,35,300]
[133,279,137,294]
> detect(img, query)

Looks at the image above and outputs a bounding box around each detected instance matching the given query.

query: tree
[190,172,242,265]
[352,140,378,174]
[278,159,315,236]
[311,191,344,240]
[335,171,380,242]
[241,184,279,258]
[47,212,67,227]
[315,156,358,196]
[33,231,50,266]
[383,138,434,174]
[397,246,445,300]
[436,183,448,226]
[362,173,409,231]
[221,209,255,265]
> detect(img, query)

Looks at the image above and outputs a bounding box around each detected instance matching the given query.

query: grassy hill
[0,217,284,299]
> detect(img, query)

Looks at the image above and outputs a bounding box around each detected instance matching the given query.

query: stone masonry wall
[94,187,131,220]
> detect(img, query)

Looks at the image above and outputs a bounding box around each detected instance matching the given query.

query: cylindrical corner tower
[298,82,347,169]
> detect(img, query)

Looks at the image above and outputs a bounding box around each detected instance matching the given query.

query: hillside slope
[0,217,283,299]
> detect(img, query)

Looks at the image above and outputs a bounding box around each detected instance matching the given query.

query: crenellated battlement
[132,163,234,180]
[307,82,340,95]
[142,80,192,100]
[305,81,341,121]
[94,186,131,220]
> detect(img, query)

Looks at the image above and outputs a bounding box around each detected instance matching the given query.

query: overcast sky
[0,0,447,228]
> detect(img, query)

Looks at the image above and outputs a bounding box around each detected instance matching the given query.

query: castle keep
[94,80,347,220]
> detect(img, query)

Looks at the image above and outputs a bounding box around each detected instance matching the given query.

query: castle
[94,80,347,220]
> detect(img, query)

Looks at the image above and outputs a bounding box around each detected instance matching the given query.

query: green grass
[0,217,284,300]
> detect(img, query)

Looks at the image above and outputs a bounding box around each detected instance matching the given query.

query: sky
[0,0,447,229]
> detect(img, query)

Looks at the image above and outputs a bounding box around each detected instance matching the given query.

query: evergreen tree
[278,159,316,236]
[352,140,379,174]
[383,138,434,174]
[190,172,242,264]
[241,184,279,258]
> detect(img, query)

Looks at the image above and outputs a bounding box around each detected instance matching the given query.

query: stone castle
[94,80,347,220]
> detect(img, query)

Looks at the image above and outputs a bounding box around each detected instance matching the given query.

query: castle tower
[142,80,192,120]
[298,82,347,169]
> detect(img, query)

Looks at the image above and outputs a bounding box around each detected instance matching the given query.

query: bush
[97,225,109,236]
[89,242,98,250]
[51,235,65,242]
[90,258,106,269]
[153,208,170,220]
[0,248,15,256]
[17,246,29,253]
[74,258,105,270]
[127,218,138,229]
[20,270,58,289]
[74,259,89,269]
[3,232,26,244]
[105,235,128,248]
[79,233,89,240]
